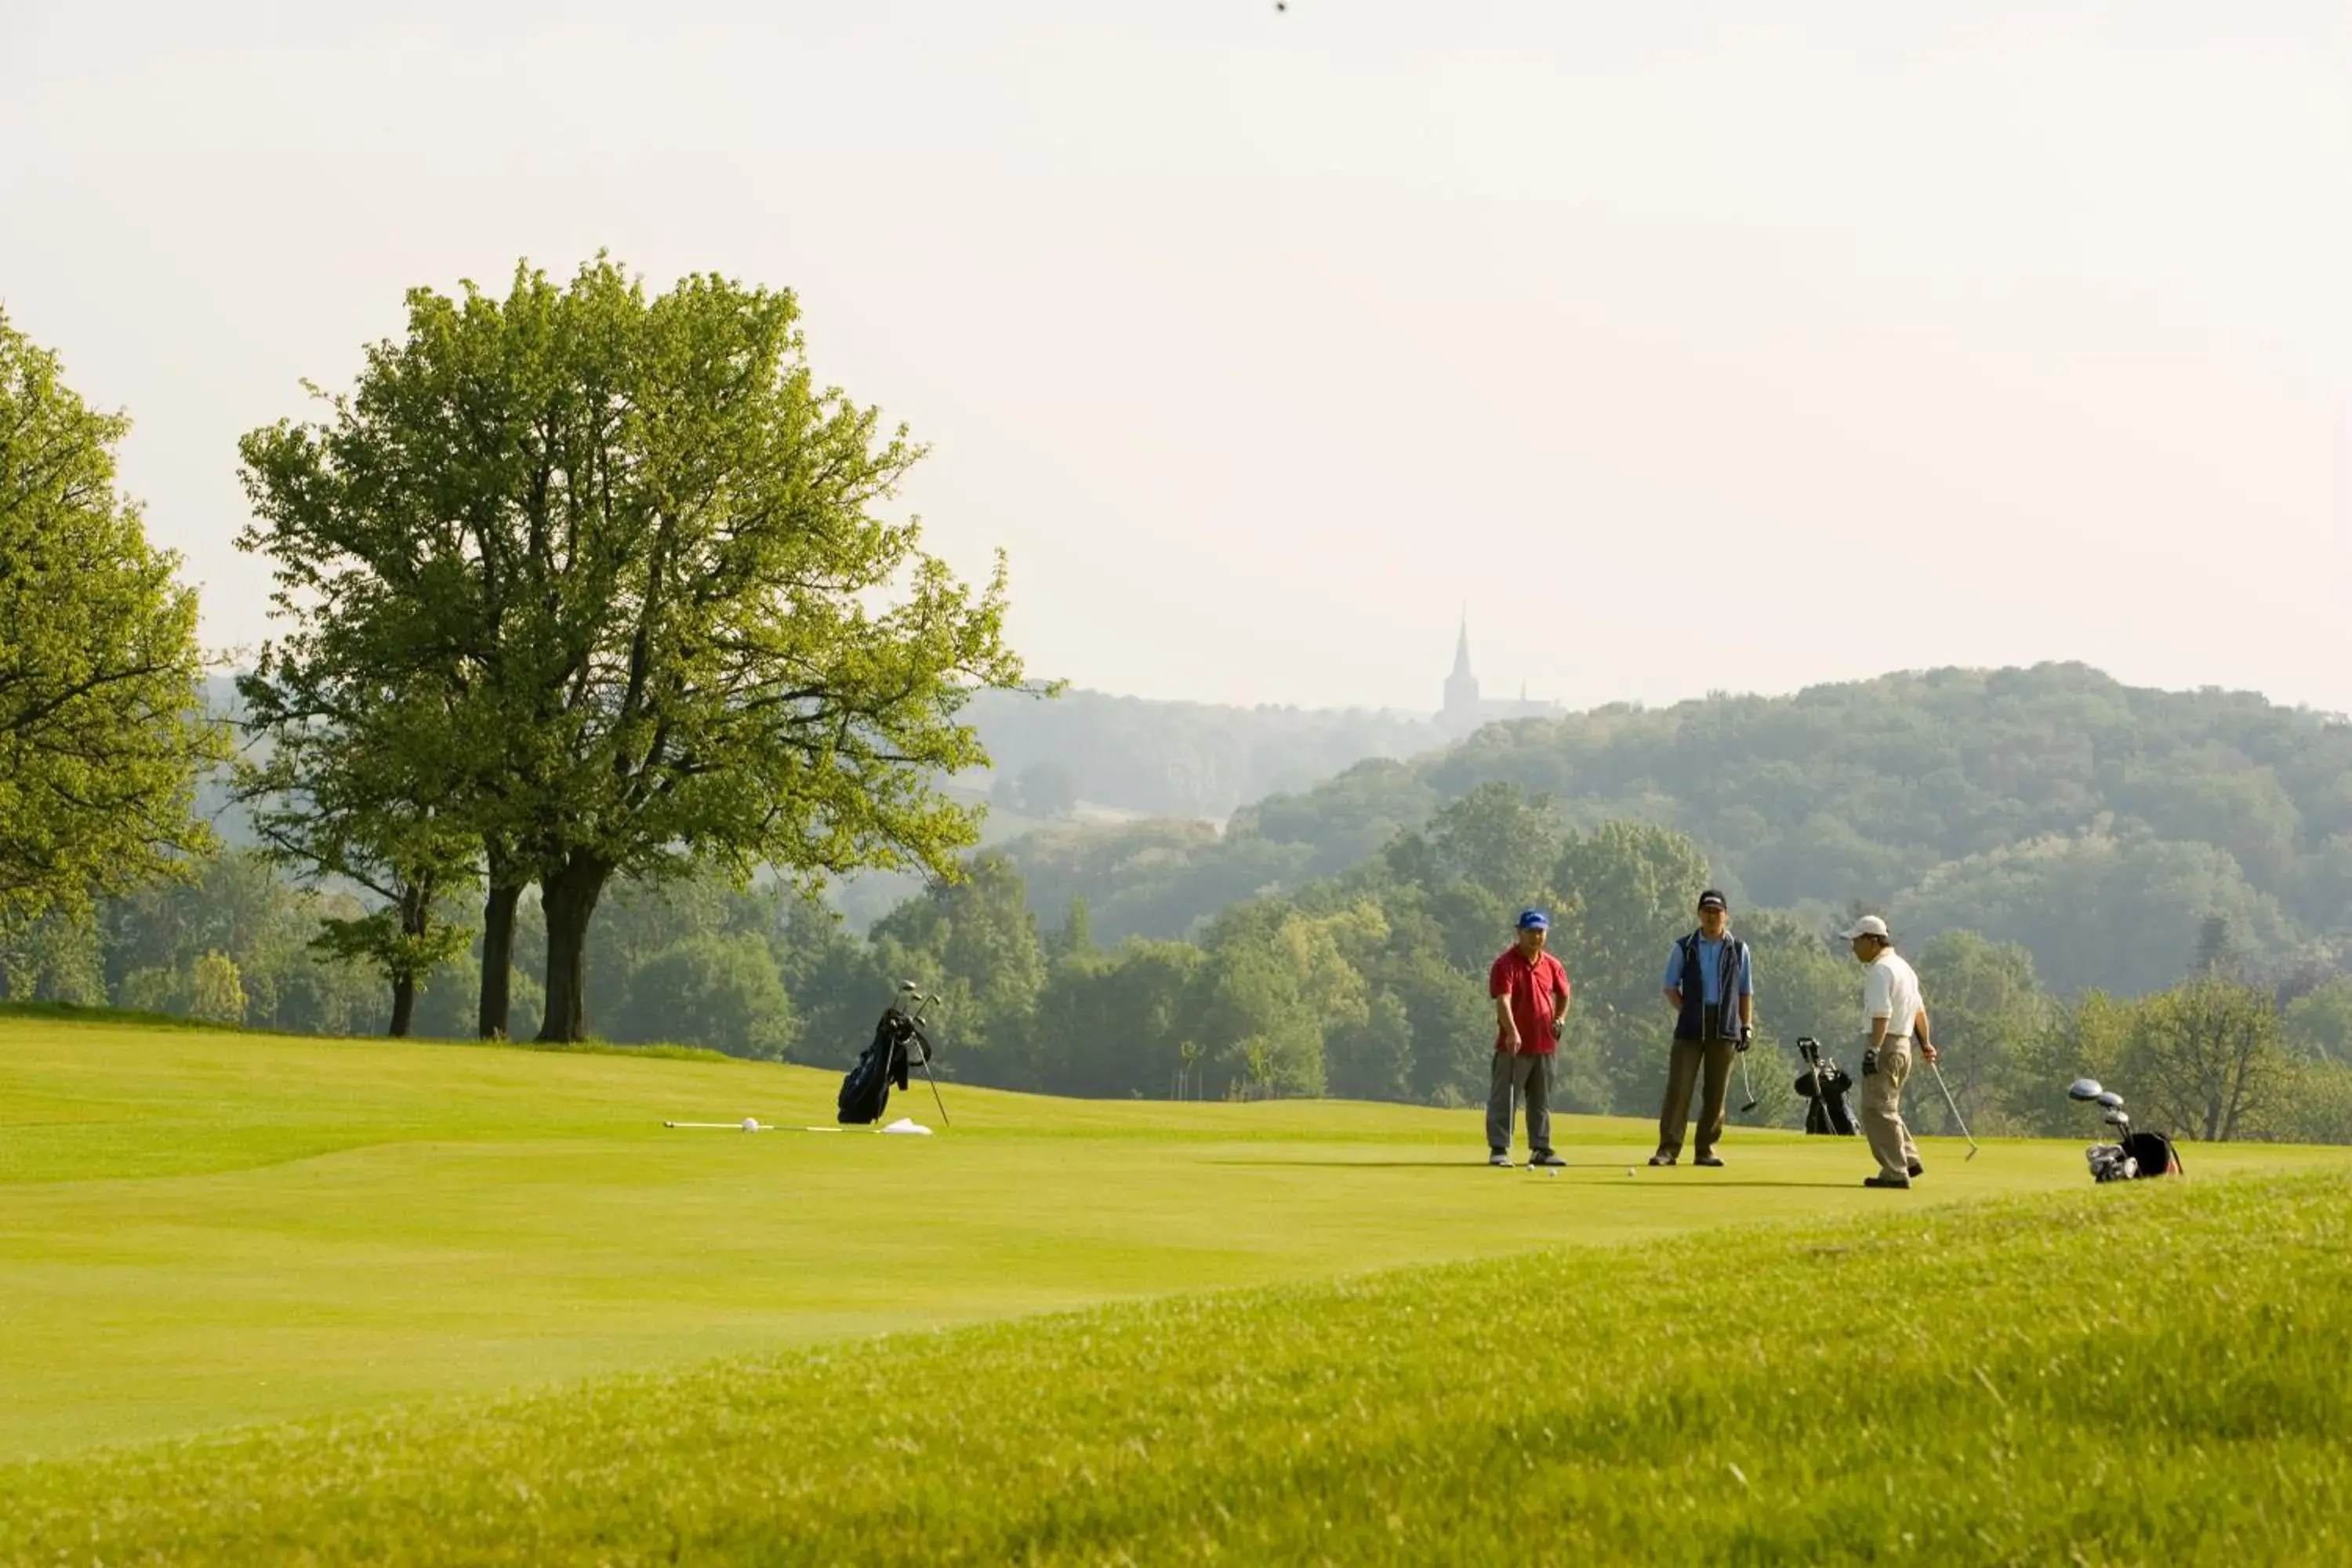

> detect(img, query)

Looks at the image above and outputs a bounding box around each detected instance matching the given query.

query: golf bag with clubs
[2067,1078,2181,1182]
[1793,1036,1858,1136]
[838,984,952,1127]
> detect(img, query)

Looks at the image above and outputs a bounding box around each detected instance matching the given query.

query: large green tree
[869,851,1049,1078]
[0,310,225,929]
[1908,929,2053,1135]
[236,687,478,1036]
[1550,821,1712,1110]
[1190,898,1375,1098]
[1020,938,1205,1098]
[2125,975,2290,1142]
[238,256,1030,1041]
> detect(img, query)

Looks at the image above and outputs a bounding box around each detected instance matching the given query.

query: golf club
[1736,1046,1759,1115]
[1926,1059,1979,1160]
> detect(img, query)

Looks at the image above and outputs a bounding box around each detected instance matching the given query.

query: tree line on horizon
[7,268,2352,1148]
[7,787,2349,1147]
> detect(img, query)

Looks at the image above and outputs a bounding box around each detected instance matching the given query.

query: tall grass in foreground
[6,1171,2349,1566]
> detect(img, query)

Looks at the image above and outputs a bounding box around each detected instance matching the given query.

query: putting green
[5,1012,2347,1462]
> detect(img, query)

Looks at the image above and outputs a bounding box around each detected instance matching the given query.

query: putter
[1926,1058,1979,1160]
[1736,1046,1759,1115]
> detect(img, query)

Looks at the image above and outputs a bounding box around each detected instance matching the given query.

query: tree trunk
[477,877,524,1040]
[535,855,612,1044]
[389,973,417,1037]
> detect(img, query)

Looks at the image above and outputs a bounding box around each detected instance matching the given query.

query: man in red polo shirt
[1487,908,1573,1167]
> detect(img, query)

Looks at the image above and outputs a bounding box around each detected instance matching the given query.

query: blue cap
[1517,909,1550,931]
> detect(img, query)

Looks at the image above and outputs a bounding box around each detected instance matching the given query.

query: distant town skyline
[5,1,2347,719]
[1441,617,1563,733]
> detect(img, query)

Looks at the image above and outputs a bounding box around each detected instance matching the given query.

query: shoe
[1907,1160,1925,1178]
[1863,1174,1912,1189]
[1693,1154,1724,1167]
[1530,1152,1567,1168]
[1648,1154,1677,1167]
[1490,1151,1514,1167]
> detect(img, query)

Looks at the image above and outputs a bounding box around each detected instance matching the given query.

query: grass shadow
[1203,1159,1867,1189]
[1202,1158,1496,1170]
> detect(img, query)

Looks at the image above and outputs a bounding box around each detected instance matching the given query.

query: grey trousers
[1487,1049,1555,1156]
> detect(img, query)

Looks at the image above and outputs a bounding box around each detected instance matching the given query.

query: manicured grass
[5,1012,2350,1563]
[5,1168,2349,1564]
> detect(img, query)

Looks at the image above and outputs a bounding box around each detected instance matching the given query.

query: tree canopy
[0,309,225,931]
[235,256,1033,1040]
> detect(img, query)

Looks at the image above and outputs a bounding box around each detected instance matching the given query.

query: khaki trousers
[1655,1037,1735,1162]
[1860,1036,1922,1180]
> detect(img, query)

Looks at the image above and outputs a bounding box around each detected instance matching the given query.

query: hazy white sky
[5,1,2348,717]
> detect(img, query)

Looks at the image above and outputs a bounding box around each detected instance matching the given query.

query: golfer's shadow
[1203,1158,1485,1169]
[1203,1160,1860,1187]
[1647,1178,1864,1189]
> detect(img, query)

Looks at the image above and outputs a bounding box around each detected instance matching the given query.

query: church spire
[1443,611,1479,724]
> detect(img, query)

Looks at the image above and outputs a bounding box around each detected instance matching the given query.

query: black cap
[1697,889,1727,911]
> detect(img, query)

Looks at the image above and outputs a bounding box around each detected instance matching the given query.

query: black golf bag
[2091,1130,2183,1182]
[1794,1037,1857,1136]
[2126,1131,2182,1177]
[2068,1078,2181,1181]
[838,1008,921,1125]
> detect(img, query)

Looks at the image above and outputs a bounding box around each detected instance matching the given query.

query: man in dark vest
[1650,889,1755,1167]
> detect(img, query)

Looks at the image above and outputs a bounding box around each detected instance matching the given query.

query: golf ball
[741,1117,759,1131]
[1626,1167,1635,1177]
[1546,1169,1558,1179]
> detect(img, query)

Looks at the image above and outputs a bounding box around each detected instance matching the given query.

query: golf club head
[2096,1090,2125,1109]
[2102,1108,2129,1127]
[2067,1078,2104,1102]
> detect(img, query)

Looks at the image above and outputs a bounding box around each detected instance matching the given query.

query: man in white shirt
[1838,915,1935,1189]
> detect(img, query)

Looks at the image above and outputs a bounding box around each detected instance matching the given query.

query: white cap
[1838,915,1891,940]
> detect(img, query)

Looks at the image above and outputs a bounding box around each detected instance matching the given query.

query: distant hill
[953,686,1450,820]
[194,674,1443,927]
[986,663,2352,996]
[198,662,2352,997]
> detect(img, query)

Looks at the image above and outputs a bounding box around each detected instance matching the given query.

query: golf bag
[839,986,952,1127]
[2089,1131,2183,1183]
[1794,1037,1857,1136]
[2067,1078,2181,1182]
[838,1009,920,1125]
[2126,1131,2182,1177]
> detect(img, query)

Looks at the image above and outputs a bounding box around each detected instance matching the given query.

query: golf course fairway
[7,1010,2351,1563]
